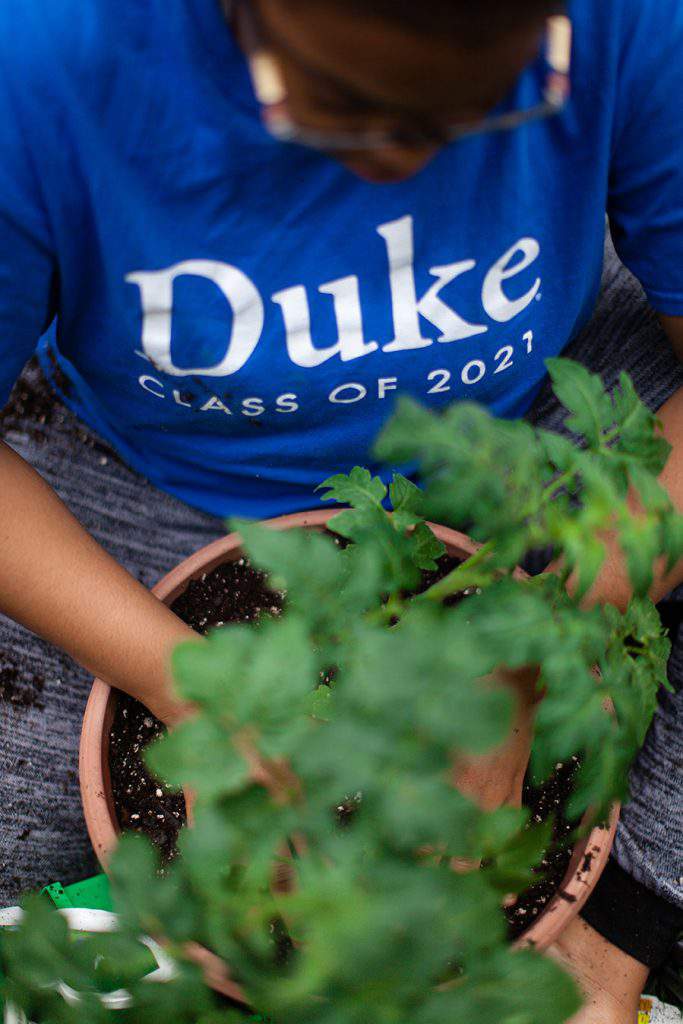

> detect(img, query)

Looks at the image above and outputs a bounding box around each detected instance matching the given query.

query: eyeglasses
[229,1,572,153]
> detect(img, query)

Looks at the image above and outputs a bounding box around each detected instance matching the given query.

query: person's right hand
[0,438,198,726]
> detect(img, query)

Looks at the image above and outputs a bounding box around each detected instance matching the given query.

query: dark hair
[286,0,560,40]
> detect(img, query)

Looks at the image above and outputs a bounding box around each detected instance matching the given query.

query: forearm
[0,439,195,722]
[582,386,683,611]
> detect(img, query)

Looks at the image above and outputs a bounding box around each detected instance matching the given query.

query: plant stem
[602,425,620,446]
[366,592,406,625]
[540,468,578,507]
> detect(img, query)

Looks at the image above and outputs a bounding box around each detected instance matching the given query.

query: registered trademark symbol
[535,293,542,301]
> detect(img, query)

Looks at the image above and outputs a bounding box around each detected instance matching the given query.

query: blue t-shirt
[1,0,682,517]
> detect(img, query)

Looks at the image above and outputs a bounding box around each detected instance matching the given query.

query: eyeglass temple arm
[547,14,572,75]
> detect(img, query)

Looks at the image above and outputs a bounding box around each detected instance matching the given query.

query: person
[0,0,681,1020]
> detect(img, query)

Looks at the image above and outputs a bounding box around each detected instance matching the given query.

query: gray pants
[0,240,682,910]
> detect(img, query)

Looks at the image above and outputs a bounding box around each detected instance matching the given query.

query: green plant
[2,360,682,1024]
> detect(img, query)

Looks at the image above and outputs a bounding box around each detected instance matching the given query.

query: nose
[338,144,440,183]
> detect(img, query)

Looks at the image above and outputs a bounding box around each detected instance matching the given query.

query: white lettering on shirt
[272,275,377,367]
[377,214,488,350]
[126,259,264,377]
[482,239,541,322]
[127,218,542,383]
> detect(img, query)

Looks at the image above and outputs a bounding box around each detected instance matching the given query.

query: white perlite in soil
[639,995,682,1023]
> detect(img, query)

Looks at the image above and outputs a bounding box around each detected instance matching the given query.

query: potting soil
[504,756,581,939]
[110,556,284,862]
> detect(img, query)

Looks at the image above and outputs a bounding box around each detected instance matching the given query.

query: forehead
[254,0,546,113]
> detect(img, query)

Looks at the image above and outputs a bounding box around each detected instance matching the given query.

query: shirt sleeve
[0,39,57,410]
[607,0,683,316]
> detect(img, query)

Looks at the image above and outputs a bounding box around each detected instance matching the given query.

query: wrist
[102,604,199,727]
[547,543,632,613]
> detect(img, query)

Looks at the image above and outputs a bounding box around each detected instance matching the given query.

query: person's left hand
[452,665,539,811]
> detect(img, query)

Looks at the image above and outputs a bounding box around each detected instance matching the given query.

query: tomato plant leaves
[5,362,677,1024]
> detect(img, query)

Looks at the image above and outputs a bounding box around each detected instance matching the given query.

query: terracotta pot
[79,509,619,1000]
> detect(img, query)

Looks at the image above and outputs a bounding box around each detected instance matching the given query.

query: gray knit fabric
[0,389,224,901]
[0,235,681,911]
[527,236,683,910]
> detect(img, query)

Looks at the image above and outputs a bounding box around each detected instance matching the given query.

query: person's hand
[150,698,196,730]
[549,916,649,1024]
[104,610,200,729]
[452,666,539,811]
[145,683,196,731]
[0,438,203,731]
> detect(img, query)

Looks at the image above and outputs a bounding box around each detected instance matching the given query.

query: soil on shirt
[0,355,116,463]
[1,356,70,444]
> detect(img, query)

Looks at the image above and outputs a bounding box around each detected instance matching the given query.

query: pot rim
[79,507,619,1000]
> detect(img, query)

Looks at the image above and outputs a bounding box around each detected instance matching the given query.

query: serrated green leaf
[8,358,676,1024]
[411,521,446,570]
[618,515,661,595]
[611,372,672,474]
[234,518,343,596]
[317,466,387,507]
[545,357,613,446]
[146,715,249,799]
[389,472,423,514]
[486,820,554,892]
[564,531,607,601]
[628,463,672,515]
[308,684,333,720]
[539,429,577,473]
[662,510,683,572]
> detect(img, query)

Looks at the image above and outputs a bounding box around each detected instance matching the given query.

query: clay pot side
[79,509,619,1000]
